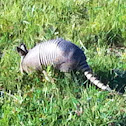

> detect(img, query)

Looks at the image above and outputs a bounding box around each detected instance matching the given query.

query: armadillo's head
[17,43,28,73]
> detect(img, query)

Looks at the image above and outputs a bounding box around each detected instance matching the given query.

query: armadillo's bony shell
[19,38,112,92]
[22,38,90,73]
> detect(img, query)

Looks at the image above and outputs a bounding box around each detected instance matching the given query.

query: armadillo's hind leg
[64,72,72,79]
[59,62,73,79]
[59,62,74,73]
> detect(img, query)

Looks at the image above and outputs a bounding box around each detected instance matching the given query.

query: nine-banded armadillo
[17,38,112,91]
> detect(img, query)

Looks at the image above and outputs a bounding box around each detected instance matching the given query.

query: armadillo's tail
[84,71,112,91]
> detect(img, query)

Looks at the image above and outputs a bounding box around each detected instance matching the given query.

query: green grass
[0,0,126,125]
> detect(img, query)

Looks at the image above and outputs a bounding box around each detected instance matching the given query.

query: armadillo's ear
[20,43,28,54]
[16,46,27,56]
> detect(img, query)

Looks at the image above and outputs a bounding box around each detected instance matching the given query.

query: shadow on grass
[20,68,126,94]
[110,114,126,126]
[70,69,126,94]
[96,69,126,94]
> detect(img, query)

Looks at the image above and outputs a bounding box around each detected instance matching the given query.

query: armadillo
[17,38,112,91]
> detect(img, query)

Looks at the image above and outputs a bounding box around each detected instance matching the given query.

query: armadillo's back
[39,38,63,66]
[39,38,88,72]
[22,38,90,73]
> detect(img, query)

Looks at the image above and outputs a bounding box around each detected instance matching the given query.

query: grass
[0,0,126,125]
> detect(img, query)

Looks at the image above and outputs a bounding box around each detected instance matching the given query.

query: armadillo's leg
[64,72,71,79]
[59,63,72,73]
[42,70,55,83]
